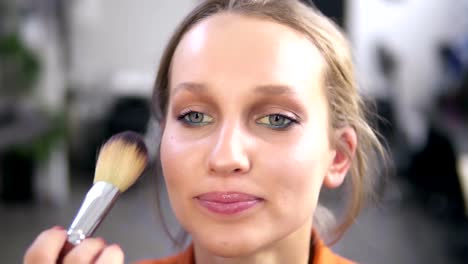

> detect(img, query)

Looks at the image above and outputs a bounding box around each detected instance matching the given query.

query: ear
[324,126,357,189]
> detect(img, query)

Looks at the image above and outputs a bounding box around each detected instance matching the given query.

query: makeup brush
[60,131,148,258]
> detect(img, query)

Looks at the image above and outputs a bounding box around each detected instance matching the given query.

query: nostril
[233,168,242,173]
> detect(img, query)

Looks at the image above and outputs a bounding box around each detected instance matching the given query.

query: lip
[195,192,263,215]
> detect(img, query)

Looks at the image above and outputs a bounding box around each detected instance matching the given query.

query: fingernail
[51,225,65,230]
[110,244,121,250]
[97,237,106,244]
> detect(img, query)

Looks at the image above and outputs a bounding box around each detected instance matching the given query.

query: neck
[194,220,313,264]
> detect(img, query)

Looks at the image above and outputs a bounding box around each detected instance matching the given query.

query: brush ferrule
[67,181,120,245]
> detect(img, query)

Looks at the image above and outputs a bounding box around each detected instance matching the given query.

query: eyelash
[176,110,213,126]
[256,113,299,130]
[176,110,299,130]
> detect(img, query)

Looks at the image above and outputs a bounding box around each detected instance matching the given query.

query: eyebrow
[172,82,297,96]
[171,82,206,97]
[254,84,297,96]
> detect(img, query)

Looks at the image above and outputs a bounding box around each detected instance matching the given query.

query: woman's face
[160,13,340,256]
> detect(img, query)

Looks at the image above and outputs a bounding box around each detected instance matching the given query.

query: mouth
[195,192,264,215]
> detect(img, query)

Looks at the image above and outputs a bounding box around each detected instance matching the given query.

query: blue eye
[256,114,297,129]
[177,111,213,126]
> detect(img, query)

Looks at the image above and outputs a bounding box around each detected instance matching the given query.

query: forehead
[170,13,325,95]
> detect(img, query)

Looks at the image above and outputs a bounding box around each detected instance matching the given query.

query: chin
[202,238,263,258]
[192,226,270,258]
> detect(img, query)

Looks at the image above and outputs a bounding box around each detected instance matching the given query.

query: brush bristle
[94,131,149,192]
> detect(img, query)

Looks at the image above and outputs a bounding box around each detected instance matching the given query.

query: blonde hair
[152,0,387,245]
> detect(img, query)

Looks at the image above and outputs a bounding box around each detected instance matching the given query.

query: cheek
[274,154,326,203]
[160,127,197,198]
[160,131,181,183]
[159,125,210,203]
[267,129,331,212]
[160,128,199,222]
[160,122,204,173]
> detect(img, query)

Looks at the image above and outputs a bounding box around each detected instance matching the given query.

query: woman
[24,0,385,263]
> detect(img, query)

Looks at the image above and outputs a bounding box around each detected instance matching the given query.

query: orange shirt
[135,233,354,264]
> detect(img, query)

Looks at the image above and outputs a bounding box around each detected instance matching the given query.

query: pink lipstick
[196,192,263,215]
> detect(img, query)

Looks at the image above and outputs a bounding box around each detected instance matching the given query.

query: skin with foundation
[160,13,357,264]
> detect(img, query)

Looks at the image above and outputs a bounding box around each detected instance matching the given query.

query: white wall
[347,0,468,149]
[68,0,197,94]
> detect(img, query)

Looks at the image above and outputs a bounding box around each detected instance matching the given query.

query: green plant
[0,33,40,96]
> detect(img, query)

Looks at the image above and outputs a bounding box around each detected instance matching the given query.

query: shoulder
[313,245,356,264]
[132,255,179,264]
[311,231,356,264]
[133,245,194,264]
[330,253,356,264]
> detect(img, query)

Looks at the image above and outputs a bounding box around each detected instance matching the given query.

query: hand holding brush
[24,131,149,264]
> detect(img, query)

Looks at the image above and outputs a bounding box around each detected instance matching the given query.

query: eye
[256,114,298,130]
[177,111,213,126]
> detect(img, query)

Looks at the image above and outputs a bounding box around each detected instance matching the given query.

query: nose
[207,123,251,176]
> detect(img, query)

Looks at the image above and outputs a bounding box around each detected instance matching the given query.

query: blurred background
[1,0,468,263]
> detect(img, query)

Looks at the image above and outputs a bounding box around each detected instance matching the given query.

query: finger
[63,238,106,264]
[95,244,124,264]
[24,226,68,264]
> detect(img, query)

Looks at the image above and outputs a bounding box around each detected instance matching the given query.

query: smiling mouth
[195,192,264,215]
